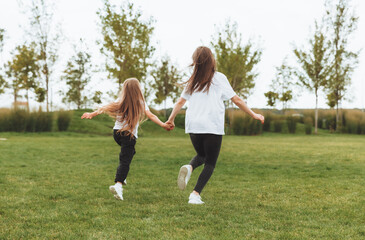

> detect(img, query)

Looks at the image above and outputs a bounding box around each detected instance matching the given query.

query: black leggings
[113,130,136,183]
[189,133,222,194]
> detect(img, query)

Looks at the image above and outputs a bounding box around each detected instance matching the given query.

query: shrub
[286,116,297,134]
[231,112,262,135]
[174,114,185,129]
[57,110,72,131]
[35,111,53,132]
[9,109,28,132]
[304,117,313,135]
[263,114,271,132]
[273,120,283,133]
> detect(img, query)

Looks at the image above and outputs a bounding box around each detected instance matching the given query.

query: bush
[231,113,262,135]
[263,114,271,132]
[57,110,72,131]
[286,116,298,134]
[34,111,53,132]
[174,114,185,129]
[304,117,313,135]
[273,120,283,133]
[9,109,28,132]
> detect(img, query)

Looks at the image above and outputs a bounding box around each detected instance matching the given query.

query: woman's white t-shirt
[181,72,236,135]
[113,102,149,138]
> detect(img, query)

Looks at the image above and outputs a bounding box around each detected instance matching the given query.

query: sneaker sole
[177,166,188,190]
[109,186,123,200]
[188,201,204,205]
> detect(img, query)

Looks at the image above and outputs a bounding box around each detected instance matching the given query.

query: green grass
[1,133,365,239]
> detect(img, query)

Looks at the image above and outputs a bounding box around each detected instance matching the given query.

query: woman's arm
[166,97,186,129]
[231,95,264,124]
[145,109,171,130]
[81,110,101,119]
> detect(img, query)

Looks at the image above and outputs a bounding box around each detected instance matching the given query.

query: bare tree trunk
[336,102,339,131]
[26,89,30,112]
[315,93,318,135]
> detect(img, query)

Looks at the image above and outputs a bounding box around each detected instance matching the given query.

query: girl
[167,46,264,204]
[81,78,170,200]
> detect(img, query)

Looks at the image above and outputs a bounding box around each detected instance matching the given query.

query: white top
[113,101,149,138]
[181,72,236,135]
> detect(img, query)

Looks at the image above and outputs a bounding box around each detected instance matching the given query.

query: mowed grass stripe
[0,134,365,239]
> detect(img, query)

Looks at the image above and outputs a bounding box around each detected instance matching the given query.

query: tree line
[0,0,360,134]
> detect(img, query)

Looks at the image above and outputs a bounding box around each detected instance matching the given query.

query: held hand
[81,112,94,119]
[161,123,172,131]
[165,120,175,131]
[254,113,265,124]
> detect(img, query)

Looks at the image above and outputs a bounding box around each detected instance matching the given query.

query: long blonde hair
[98,78,146,137]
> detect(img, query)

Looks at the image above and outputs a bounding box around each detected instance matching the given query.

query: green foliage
[286,116,297,134]
[231,112,262,135]
[97,0,155,93]
[262,113,272,132]
[273,120,283,133]
[151,59,182,111]
[266,61,294,110]
[92,91,103,105]
[0,28,4,52]
[6,43,40,110]
[211,20,262,99]
[62,42,92,109]
[23,0,60,112]
[325,0,359,129]
[174,114,185,129]
[57,110,72,131]
[0,109,53,132]
[264,91,279,108]
[304,117,313,135]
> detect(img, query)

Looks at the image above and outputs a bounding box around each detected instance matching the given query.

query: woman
[167,46,264,204]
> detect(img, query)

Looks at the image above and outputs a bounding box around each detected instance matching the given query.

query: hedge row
[0,109,72,132]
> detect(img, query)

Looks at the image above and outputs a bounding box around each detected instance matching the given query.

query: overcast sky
[0,0,364,110]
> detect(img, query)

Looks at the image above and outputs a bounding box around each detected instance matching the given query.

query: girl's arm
[231,95,264,124]
[166,97,186,129]
[81,110,101,119]
[145,109,171,130]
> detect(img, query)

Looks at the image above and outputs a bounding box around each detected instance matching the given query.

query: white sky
[0,0,364,110]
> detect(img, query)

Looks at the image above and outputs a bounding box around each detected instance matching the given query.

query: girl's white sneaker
[109,183,123,200]
[177,165,192,190]
[188,192,204,204]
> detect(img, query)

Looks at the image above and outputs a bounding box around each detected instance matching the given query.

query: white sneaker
[188,192,204,204]
[177,165,192,190]
[109,183,123,200]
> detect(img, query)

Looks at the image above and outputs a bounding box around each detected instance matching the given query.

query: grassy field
[1,131,365,239]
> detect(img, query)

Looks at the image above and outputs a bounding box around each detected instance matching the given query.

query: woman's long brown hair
[98,78,146,137]
[185,46,216,95]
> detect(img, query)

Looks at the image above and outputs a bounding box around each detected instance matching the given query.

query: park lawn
[0,133,365,239]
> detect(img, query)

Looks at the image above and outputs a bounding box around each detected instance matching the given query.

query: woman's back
[182,72,236,135]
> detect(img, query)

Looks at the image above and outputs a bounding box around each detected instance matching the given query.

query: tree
[151,59,182,117]
[293,22,332,134]
[0,28,6,95]
[325,0,359,130]
[265,62,294,112]
[11,43,40,111]
[264,91,279,108]
[61,44,92,109]
[0,28,4,53]
[4,60,22,106]
[97,0,155,96]
[21,0,60,112]
[3,44,40,110]
[211,21,262,99]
